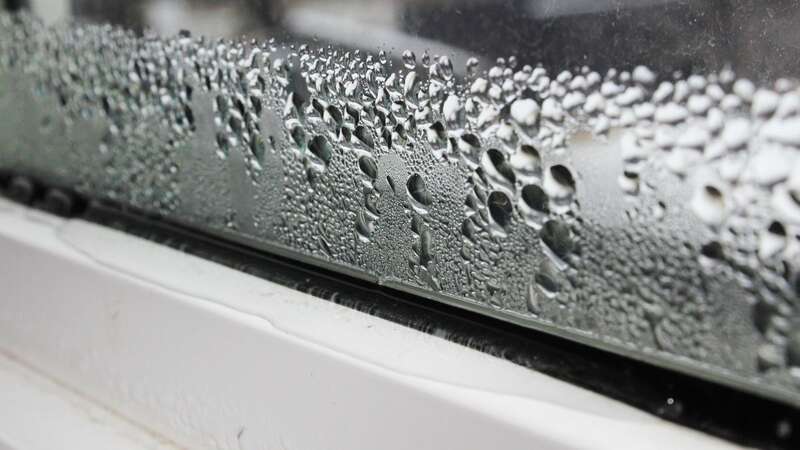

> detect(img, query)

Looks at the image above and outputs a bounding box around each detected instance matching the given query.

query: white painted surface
[0,352,179,450]
[0,199,738,449]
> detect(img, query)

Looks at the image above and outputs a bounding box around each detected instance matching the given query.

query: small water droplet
[401,49,416,70]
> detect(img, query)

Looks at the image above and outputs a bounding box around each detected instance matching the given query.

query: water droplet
[543,165,576,211]
[354,125,375,149]
[487,191,513,229]
[437,55,454,80]
[509,145,542,181]
[465,57,480,78]
[407,173,433,208]
[420,50,431,67]
[308,135,333,163]
[758,221,787,260]
[358,155,378,179]
[618,171,640,196]
[482,148,516,188]
[401,49,416,70]
[534,260,561,298]
[540,219,574,259]
[386,175,398,195]
[510,98,540,127]
[690,184,727,227]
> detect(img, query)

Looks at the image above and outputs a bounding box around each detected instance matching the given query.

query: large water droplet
[358,155,378,179]
[509,144,542,180]
[543,165,576,212]
[481,148,516,188]
[402,49,416,70]
[488,190,513,229]
[407,173,433,208]
[308,135,333,166]
[540,219,574,259]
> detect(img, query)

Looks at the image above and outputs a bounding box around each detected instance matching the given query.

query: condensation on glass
[2,0,800,406]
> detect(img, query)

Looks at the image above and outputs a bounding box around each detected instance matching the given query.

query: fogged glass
[2,0,800,406]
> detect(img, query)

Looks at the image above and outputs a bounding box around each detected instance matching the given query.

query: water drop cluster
[2,11,800,400]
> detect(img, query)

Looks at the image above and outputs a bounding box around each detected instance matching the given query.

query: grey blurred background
[5,0,800,82]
